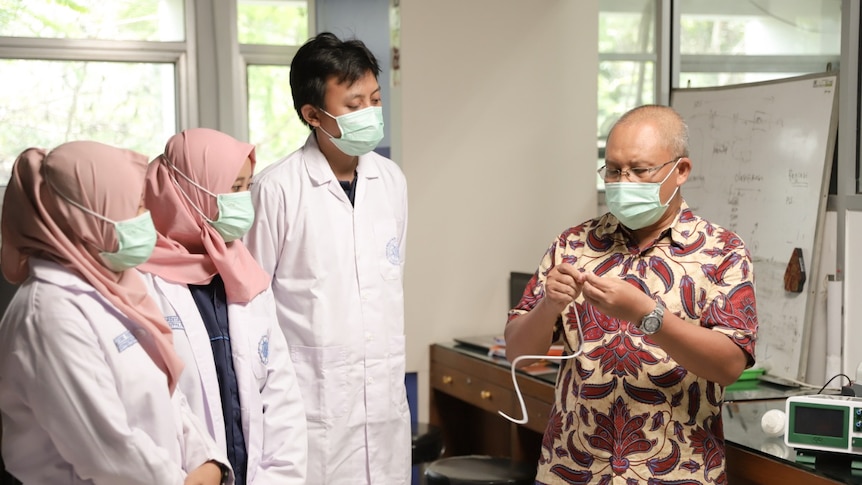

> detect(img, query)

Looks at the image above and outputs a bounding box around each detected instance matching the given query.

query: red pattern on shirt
[511,202,757,485]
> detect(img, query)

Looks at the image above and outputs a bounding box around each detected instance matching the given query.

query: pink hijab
[139,128,270,303]
[1,141,184,392]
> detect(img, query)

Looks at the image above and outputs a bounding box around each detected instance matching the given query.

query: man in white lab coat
[244,32,410,485]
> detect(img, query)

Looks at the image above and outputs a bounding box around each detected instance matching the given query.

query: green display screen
[787,401,849,450]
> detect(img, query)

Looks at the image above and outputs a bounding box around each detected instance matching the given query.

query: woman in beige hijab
[0,141,231,485]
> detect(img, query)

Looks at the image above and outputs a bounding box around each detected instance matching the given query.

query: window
[0,0,315,182]
[598,0,657,190]
[0,0,186,182]
[677,0,841,88]
[239,0,313,171]
[0,0,185,41]
[597,0,842,189]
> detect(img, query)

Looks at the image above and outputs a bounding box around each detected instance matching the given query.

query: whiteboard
[670,72,838,381]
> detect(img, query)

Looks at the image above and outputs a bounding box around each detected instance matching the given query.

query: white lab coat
[0,258,230,485]
[139,272,308,484]
[245,133,411,485]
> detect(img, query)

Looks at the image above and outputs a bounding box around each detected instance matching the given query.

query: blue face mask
[605,160,680,230]
[318,106,385,156]
[167,161,255,242]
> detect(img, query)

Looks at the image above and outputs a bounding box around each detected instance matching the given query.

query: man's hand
[540,263,583,313]
[184,461,225,485]
[579,272,655,323]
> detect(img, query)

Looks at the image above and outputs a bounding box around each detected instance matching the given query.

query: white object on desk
[761,409,786,438]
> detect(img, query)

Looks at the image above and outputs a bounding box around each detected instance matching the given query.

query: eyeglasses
[597,157,682,182]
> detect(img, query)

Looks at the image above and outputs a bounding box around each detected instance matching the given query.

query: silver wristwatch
[639,301,665,335]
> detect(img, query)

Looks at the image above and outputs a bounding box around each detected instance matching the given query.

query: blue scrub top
[189,274,248,485]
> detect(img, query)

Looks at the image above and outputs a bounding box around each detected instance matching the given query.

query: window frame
[598,0,861,284]
[0,0,197,144]
[0,0,315,167]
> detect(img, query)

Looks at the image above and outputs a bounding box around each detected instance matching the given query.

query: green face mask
[167,161,255,243]
[48,178,156,272]
[604,160,680,230]
[98,211,158,271]
[207,191,254,242]
[319,106,385,156]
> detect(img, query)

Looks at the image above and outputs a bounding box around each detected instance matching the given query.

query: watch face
[642,315,662,334]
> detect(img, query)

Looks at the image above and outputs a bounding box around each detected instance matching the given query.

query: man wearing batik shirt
[505,104,757,485]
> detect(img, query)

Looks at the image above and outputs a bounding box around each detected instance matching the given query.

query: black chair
[412,422,444,465]
[424,455,535,485]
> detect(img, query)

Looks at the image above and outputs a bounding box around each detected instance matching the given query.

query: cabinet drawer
[522,394,552,434]
[432,362,517,417]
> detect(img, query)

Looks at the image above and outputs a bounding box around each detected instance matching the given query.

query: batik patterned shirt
[508,201,758,485]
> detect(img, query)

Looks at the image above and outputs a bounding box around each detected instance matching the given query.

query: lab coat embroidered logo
[258,335,269,364]
[165,315,184,331]
[386,237,400,265]
[113,330,138,352]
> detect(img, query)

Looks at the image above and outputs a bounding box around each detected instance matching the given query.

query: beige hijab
[1,141,184,392]
[139,128,270,303]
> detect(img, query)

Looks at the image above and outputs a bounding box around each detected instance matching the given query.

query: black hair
[289,32,382,129]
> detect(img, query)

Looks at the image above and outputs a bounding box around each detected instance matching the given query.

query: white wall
[316,0,393,149]
[395,0,599,419]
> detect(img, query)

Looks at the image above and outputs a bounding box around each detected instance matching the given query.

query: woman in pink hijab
[138,128,307,485]
[0,141,231,485]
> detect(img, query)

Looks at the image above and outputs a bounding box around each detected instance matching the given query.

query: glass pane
[0,59,177,184]
[598,60,655,140]
[597,143,607,191]
[0,0,185,41]
[238,0,308,45]
[679,0,841,56]
[247,65,309,172]
[599,0,655,54]
[597,61,654,191]
[679,71,808,89]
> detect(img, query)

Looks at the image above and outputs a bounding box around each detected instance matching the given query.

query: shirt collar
[303,132,380,186]
[597,199,700,249]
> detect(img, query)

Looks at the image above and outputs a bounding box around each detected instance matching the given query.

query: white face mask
[604,159,681,230]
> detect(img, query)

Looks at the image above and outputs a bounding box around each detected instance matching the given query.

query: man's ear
[301,104,321,128]
[675,157,692,185]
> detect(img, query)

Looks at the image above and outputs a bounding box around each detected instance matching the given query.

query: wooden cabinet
[429,342,849,484]
[429,343,553,465]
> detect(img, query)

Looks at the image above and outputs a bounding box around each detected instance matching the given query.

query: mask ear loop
[161,155,218,224]
[43,175,120,253]
[499,304,585,425]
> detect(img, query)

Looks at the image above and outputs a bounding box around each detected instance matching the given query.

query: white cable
[499,307,585,424]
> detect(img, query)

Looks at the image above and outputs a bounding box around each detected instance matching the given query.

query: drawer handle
[442,375,453,385]
[480,390,492,400]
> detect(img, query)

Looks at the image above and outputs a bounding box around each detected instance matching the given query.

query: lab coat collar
[29,257,95,293]
[302,132,382,187]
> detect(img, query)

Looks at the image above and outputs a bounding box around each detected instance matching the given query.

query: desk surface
[434,341,862,485]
